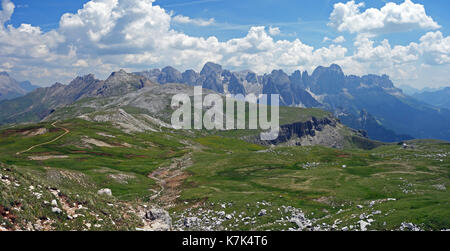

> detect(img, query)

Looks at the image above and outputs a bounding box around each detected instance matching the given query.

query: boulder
[258,209,267,216]
[97,188,112,196]
[142,208,172,231]
[146,208,172,226]
[358,220,370,231]
[52,207,62,214]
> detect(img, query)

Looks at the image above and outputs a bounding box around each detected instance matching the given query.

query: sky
[0,0,449,89]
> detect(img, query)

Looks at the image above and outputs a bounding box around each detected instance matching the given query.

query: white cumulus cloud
[0,0,449,89]
[333,36,346,43]
[268,26,281,36]
[0,0,14,26]
[172,15,215,26]
[323,36,346,43]
[329,0,440,34]
[419,31,450,65]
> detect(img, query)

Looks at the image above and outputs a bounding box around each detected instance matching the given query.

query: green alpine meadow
[1,0,449,233]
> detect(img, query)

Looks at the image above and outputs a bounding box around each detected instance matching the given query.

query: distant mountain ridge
[0,70,155,125]
[412,87,450,109]
[0,63,449,142]
[134,63,450,142]
[0,72,38,101]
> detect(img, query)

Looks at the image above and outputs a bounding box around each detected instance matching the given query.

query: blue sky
[8,0,450,46]
[1,0,450,88]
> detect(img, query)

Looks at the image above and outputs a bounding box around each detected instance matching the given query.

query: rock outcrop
[247,116,368,149]
[137,208,172,231]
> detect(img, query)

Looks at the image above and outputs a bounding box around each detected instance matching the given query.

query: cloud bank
[0,0,449,89]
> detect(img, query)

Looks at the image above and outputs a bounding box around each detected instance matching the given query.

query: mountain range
[398,85,447,96]
[0,72,38,101]
[0,70,154,125]
[0,63,449,142]
[412,87,450,109]
[134,63,449,142]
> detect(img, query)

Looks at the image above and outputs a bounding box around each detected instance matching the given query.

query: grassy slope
[0,119,449,230]
[176,137,450,230]
[0,163,142,230]
[0,119,186,200]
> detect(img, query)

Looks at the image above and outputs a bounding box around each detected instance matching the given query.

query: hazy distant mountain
[398,85,421,96]
[339,110,413,142]
[18,80,39,93]
[398,84,446,96]
[0,72,38,101]
[412,87,450,109]
[0,70,155,125]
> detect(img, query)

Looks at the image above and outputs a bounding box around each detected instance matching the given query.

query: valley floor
[0,119,449,231]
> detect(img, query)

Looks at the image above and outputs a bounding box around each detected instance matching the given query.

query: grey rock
[97,188,112,196]
[358,220,370,231]
[52,207,62,214]
[258,209,267,216]
[184,217,199,228]
[433,184,446,191]
[146,208,172,226]
[400,222,422,231]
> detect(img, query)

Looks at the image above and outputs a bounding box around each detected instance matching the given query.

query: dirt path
[148,153,194,208]
[16,121,70,155]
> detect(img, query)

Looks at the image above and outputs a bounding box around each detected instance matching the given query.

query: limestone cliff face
[248,117,367,149]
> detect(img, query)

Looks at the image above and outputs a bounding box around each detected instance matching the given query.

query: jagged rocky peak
[309,64,347,94]
[71,73,97,83]
[182,69,200,86]
[312,64,344,79]
[159,66,182,84]
[228,72,246,95]
[51,82,65,88]
[201,62,223,76]
[162,66,179,73]
[221,69,233,81]
[289,70,303,87]
[97,69,154,97]
[329,64,344,74]
[134,69,162,83]
[267,70,290,85]
[109,69,128,78]
[106,69,150,84]
[245,71,258,83]
[104,69,135,84]
[0,71,10,77]
[361,74,395,89]
[65,74,103,99]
